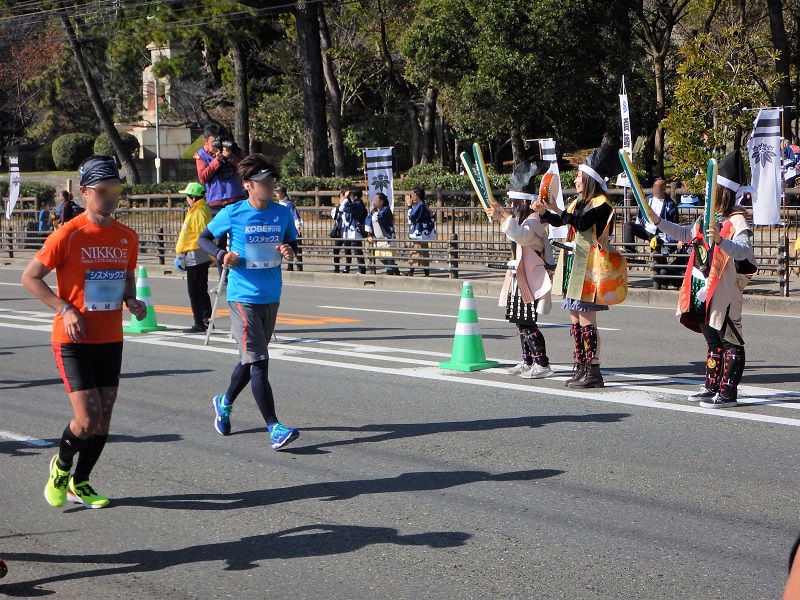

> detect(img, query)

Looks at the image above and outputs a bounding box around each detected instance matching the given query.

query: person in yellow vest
[175,182,212,333]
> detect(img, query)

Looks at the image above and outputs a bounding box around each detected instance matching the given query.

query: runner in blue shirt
[197,153,299,450]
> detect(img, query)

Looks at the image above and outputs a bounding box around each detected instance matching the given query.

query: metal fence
[4,191,799,294]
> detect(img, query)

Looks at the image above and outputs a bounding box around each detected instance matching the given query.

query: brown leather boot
[569,362,604,388]
[565,362,586,387]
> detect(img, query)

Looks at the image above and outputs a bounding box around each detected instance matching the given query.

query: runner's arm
[21,258,70,313]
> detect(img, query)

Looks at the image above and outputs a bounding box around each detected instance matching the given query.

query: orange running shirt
[36,213,138,344]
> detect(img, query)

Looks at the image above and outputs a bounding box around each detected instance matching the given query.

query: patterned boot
[688,345,723,402]
[700,345,744,408]
[570,324,604,388]
[565,324,585,386]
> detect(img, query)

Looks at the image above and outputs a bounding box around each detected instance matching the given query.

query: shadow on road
[0,524,471,596]
[112,467,563,510]
[288,412,630,454]
[0,433,182,458]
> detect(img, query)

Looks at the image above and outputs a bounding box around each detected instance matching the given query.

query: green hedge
[94,131,140,159]
[33,143,56,171]
[0,180,56,204]
[52,133,95,170]
[121,181,188,195]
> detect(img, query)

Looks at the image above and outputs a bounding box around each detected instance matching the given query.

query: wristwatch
[59,304,74,316]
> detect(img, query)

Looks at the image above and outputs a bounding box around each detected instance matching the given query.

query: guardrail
[4,199,798,294]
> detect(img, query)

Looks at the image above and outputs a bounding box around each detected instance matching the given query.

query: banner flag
[5,156,21,219]
[539,138,568,239]
[746,108,782,225]
[364,147,394,210]
[616,76,632,188]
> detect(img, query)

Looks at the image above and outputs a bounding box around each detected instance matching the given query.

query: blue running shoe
[212,394,232,436]
[269,423,299,450]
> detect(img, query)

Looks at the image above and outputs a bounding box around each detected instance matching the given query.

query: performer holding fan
[486,159,555,379]
[641,150,756,408]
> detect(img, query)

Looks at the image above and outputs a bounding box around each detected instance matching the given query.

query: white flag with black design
[616,77,632,188]
[364,147,394,210]
[5,156,21,219]
[746,108,782,225]
[539,138,568,239]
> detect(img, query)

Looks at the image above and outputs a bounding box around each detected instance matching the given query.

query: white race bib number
[84,269,125,311]
[244,234,282,269]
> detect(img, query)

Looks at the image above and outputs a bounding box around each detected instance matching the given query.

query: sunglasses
[86,183,123,198]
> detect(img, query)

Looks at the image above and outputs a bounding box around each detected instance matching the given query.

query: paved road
[1,266,799,599]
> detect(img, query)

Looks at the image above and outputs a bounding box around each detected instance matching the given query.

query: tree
[57,4,140,183]
[295,0,330,176]
[634,0,692,178]
[664,25,779,189]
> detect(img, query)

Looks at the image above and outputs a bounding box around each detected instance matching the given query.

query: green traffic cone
[439,281,499,372]
[123,266,167,333]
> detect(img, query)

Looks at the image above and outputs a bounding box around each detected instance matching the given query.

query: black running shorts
[51,342,123,393]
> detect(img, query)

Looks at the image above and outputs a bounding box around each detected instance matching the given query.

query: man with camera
[194,124,248,265]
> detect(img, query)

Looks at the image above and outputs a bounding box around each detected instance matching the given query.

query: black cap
[509,160,551,195]
[717,150,743,192]
[247,167,279,182]
[579,144,621,191]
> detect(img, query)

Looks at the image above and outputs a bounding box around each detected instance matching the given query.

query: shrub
[52,133,95,170]
[121,181,189,195]
[94,131,140,159]
[0,180,55,203]
[33,143,56,171]
[279,176,355,192]
[22,182,56,204]
[279,148,304,177]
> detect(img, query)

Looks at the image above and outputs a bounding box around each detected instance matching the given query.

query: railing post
[315,186,321,207]
[449,232,459,279]
[781,234,790,297]
[157,227,165,265]
[6,225,13,259]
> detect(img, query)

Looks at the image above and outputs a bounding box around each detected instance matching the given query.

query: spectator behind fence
[340,187,368,274]
[275,186,303,272]
[56,190,83,226]
[331,190,347,273]
[405,186,436,277]
[38,198,55,233]
[366,192,401,275]
[175,182,212,334]
[194,123,247,272]
[623,178,679,284]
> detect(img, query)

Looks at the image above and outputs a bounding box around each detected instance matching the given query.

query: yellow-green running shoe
[67,477,110,509]
[44,455,70,507]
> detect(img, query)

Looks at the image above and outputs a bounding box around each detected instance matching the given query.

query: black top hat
[508,159,550,201]
[578,144,621,191]
[717,150,743,192]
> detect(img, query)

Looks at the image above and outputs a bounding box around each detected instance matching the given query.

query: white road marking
[0,430,54,447]
[116,336,800,429]
[317,305,620,331]
[2,315,799,422]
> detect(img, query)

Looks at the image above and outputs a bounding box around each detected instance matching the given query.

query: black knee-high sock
[73,434,108,483]
[250,359,277,426]
[517,326,532,365]
[582,324,598,363]
[225,361,252,403]
[58,424,86,471]
[523,326,549,366]
[569,324,583,363]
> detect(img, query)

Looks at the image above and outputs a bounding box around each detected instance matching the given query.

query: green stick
[618,149,652,223]
[703,159,718,246]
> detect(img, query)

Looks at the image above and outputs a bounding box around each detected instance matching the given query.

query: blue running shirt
[207,200,298,304]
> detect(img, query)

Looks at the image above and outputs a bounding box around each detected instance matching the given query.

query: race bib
[84,269,125,311]
[244,233,282,269]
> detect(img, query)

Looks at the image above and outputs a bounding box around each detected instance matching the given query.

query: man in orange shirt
[21,155,147,509]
